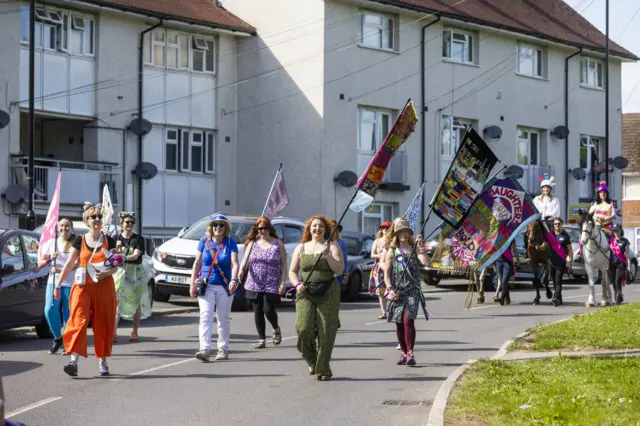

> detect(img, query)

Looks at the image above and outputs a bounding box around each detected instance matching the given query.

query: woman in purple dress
[239,216,288,348]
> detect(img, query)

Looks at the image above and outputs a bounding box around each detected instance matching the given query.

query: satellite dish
[133,162,158,180]
[483,125,502,140]
[571,168,587,181]
[2,184,27,204]
[612,156,629,170]
[551,125,570,140]
[0,110,10,130]
[333,170,358,188]
[128,118,152,137]
[503,165,524,179]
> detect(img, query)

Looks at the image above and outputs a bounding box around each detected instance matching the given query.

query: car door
[0,233,29,328]
[21,233,48,321]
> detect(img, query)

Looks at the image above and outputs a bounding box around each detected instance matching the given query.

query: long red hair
[244,216,279,247]
[301,215,331,243]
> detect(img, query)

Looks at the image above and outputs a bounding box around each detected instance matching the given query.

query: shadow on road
[335,340,468,348]
[0,360,42,376]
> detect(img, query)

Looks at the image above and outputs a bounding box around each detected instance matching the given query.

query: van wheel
[35,317,52,339]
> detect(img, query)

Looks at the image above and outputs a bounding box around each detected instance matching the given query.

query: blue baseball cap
[210,214,228,222]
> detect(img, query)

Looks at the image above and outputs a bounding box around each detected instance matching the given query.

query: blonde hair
[82,201,102,225]
[385,218,415,249]
[206,220,231,238]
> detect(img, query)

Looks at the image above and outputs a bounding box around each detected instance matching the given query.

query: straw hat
[391,217,412,236]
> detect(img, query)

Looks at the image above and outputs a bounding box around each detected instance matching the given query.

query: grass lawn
[445,356,640,426]
[511,302,640,351]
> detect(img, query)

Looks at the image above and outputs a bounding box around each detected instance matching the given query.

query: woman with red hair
[289,216,344,380]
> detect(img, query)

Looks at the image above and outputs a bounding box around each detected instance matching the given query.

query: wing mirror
[177,227,187,238]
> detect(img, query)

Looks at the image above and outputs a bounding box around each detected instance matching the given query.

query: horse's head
[579,209,598,245]
[527,219,545,246]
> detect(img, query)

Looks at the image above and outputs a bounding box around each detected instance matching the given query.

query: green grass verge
[446,357,640,426]
[511,302,640,351]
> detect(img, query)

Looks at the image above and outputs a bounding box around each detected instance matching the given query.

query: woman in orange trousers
[56,202,119,377]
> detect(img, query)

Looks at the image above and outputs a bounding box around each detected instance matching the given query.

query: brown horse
[526,219,553,304]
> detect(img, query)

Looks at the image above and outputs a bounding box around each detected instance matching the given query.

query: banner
[350,100,418,212]
[262,164,289,219]
[101,184,114,229]
[431,176,538,274]
[430,127,499,228]
[404,181,425,234]
[38,171,62,257]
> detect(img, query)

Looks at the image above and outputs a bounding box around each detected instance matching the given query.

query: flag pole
[51,167,61,306]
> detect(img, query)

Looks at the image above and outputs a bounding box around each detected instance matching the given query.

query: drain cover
[383,400,433,406]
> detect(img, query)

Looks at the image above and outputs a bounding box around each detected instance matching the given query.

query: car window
[181,217,253,244]
[362,238,374,253]
[564,227,580,242]
[342,236,361,256]
[1,236,25,273]
[22,234,39,270]
[282,225,302,244]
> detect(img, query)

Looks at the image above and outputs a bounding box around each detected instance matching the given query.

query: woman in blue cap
[189,214,239,362]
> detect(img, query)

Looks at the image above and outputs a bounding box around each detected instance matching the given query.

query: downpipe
[564,48,582,220]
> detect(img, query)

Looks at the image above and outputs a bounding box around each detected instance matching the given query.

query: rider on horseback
[533,174,560,233]
[589,181,616,238]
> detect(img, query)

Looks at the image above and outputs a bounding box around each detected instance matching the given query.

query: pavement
[2,279,640,426]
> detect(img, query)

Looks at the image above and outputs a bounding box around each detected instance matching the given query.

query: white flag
[101,184,114,229]
[262,166,289,219]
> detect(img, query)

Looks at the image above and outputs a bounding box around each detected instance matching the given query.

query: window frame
[359,202,396,234]
[624,176,640,201]
[0,235,26,274]
[357,106,392,153]
[19,7,93,56]
[144,30,215,74]
[205,131,216,174]
[517,43,545,79]
[21,234,40,271]
[165,128,179,172]
[516,127,541,167]
[580,57,604,89]
[359,11,396,51]
[442,28,475,64]
[190,131,204,174]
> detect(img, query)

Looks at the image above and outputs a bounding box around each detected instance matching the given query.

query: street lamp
[26,0,36,230]
[604,0,610,187]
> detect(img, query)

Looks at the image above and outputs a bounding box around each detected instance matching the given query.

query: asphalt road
[2,280,640,426]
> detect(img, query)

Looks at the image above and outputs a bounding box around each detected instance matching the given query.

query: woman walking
[383,217,430,367]
[494,240,519,306]
[609,223,630,305]
[289,216,344,380]
[38,218,76,354]
[549,217,573,307]
[189,214,239,362]
[113,212,151,342]
[56,202,120,377]
[239,216,287,349]
[369,221,391,319]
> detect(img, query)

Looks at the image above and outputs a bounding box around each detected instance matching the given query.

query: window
[192,38,214,73]
[358,107,391,152]
[443,29,474,64]
[516,128,540,167]
[579,135,602,198]
[191,131,203,173]
[441,116,474,179]
[21,6,92,55]
[165,129,178,171]
[282,225,303,244]
[624,177,640,200]
[360,202,396,235]
[43,23,57,50]
[167,32,179,68]
[360,12,395,50]
[1,236,24,273]
[517,43,544,78]
[145,30,214,73]
[22,235,39,270]
[180,130,190,171]
[205,132,215,174]
[153,30,165,67]
[179,34,189,68]
[581,57,604,89]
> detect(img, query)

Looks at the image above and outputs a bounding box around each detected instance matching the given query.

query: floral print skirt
[114,262,153,320]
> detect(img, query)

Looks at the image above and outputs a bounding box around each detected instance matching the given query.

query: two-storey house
[622,112,640,251]
[0,0,254,243]
[223,0,637,234]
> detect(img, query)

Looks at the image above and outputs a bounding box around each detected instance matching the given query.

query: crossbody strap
[205,242,224,282]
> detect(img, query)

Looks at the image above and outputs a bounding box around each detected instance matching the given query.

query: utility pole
[604,0,610,187]
[26,0,36,230]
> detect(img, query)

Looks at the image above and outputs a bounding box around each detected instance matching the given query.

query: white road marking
[5,397,63,419]
[112,358,195,382]
[364,320,387,325]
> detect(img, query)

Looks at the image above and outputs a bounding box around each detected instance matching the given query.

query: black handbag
[305,279,334,297]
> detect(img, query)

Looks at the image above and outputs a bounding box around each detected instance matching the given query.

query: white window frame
[359,11,396,51]
[20,6,92,56]
[166,31,179,69]
[191,37,215,74]
[517,43,544,78]
[443,29,475,64]
[144,30,214,73]
[165,128,179,172]
[516,127,540,167]
[180,129,190,172]
[190,131,204,174]
[43,22,58,51]
[580,57,604,89]
[441,116,474,179]
[357,107,392,153]
[579,134,602,197]
[623,176,640,201]
[152,30,165,67]
[205,131,216,174]
[359,202,396,234]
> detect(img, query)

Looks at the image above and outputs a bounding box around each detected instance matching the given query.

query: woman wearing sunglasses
[239,216,287,349]
[190,214,239,362]
[550,217,573,307]
[55,202,120,377]
[113,212,151,342]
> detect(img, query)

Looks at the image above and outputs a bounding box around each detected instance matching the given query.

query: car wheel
[630,260,637,282]
[424,270,441,286]
[153,291,170,303]
[35,317,53,339]
[343,272,361,303]
[147,281,155,308]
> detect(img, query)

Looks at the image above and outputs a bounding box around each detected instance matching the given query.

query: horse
[579,211,613,307]
[526,219,553,304]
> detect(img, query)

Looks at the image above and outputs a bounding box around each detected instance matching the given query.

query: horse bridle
[581,220,610,257]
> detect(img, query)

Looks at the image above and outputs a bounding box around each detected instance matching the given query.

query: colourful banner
[38,171,62,257]
[404,181,425,234]
[262,164,289,219]
[430,127,499,229]
[350,100,418,212]
[431,176,538,273]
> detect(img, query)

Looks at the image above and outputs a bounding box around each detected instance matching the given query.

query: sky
[564,0,640,113]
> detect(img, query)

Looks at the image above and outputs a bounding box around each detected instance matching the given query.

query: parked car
[0,229,52,338]
[339,231,375,302]
[419,238,444,285]
[152,214,305,311]
[33,221,158,309]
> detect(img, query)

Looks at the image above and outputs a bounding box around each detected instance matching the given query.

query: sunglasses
[211,223,226,228]
[257,227,268,231]
[123,220,135,224]
[553,223,562,226]
[90,214,103,220]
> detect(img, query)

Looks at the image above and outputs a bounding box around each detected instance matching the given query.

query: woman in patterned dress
[239,216,287,349]
[369,221,391,319]
[113,212,152,342]
[589,181,616,237]
[289,216,344,381]
[383,217,430,366]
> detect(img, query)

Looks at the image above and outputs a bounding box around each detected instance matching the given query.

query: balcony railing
[517,165,555,195]
[10,156,120,206]
[357,150,408,185]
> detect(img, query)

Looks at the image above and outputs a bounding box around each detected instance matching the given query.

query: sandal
[378,313,387,319]
[272,327,282,346]
[308,366,315,375]
[129,331,138,342]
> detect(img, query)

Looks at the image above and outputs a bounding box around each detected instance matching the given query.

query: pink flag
[38,171,62,257]
[262,165,289,219]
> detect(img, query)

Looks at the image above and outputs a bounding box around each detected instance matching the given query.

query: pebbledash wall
[224,0,629,233]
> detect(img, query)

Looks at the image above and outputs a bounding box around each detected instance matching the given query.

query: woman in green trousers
[289,215,344,381]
